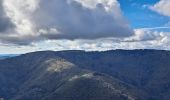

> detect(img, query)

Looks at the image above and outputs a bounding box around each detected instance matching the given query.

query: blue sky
[119,0,170,29]
[0,0,170,54]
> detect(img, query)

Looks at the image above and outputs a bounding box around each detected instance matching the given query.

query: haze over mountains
[0,49,170,100]
[0,54,18,60]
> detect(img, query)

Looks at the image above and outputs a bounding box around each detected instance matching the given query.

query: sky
[0,0,170,54]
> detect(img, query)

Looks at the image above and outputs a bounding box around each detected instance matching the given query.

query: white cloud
[150,0,170,17]
[1,0,170,53]
[0,0,133,45]
[1,28,170,54]
[124,28,166,42]
[0,0,14,33]
[3,0,38,35]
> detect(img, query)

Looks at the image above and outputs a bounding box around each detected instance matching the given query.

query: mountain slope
[0,49,170,100]
[54,49,170,100]
[0,51,145,100]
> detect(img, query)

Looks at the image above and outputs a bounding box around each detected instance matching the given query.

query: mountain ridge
[0,49,170,100]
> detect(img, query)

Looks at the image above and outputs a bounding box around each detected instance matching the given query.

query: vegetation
[0,49,170,100]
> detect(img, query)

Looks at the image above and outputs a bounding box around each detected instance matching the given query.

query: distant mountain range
[0,49,170,100]
[0,54,19,60]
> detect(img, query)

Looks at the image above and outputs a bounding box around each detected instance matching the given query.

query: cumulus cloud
[1,0,170,53]
[0,0,13,33]
[150,0,170,17]
[1,26,170,54]
[48,29,170,51]
[37,0,133,39]
[124,29,164,42]
[0,0,134,45]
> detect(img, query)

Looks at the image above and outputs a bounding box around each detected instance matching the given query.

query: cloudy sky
[0,0,170,54]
